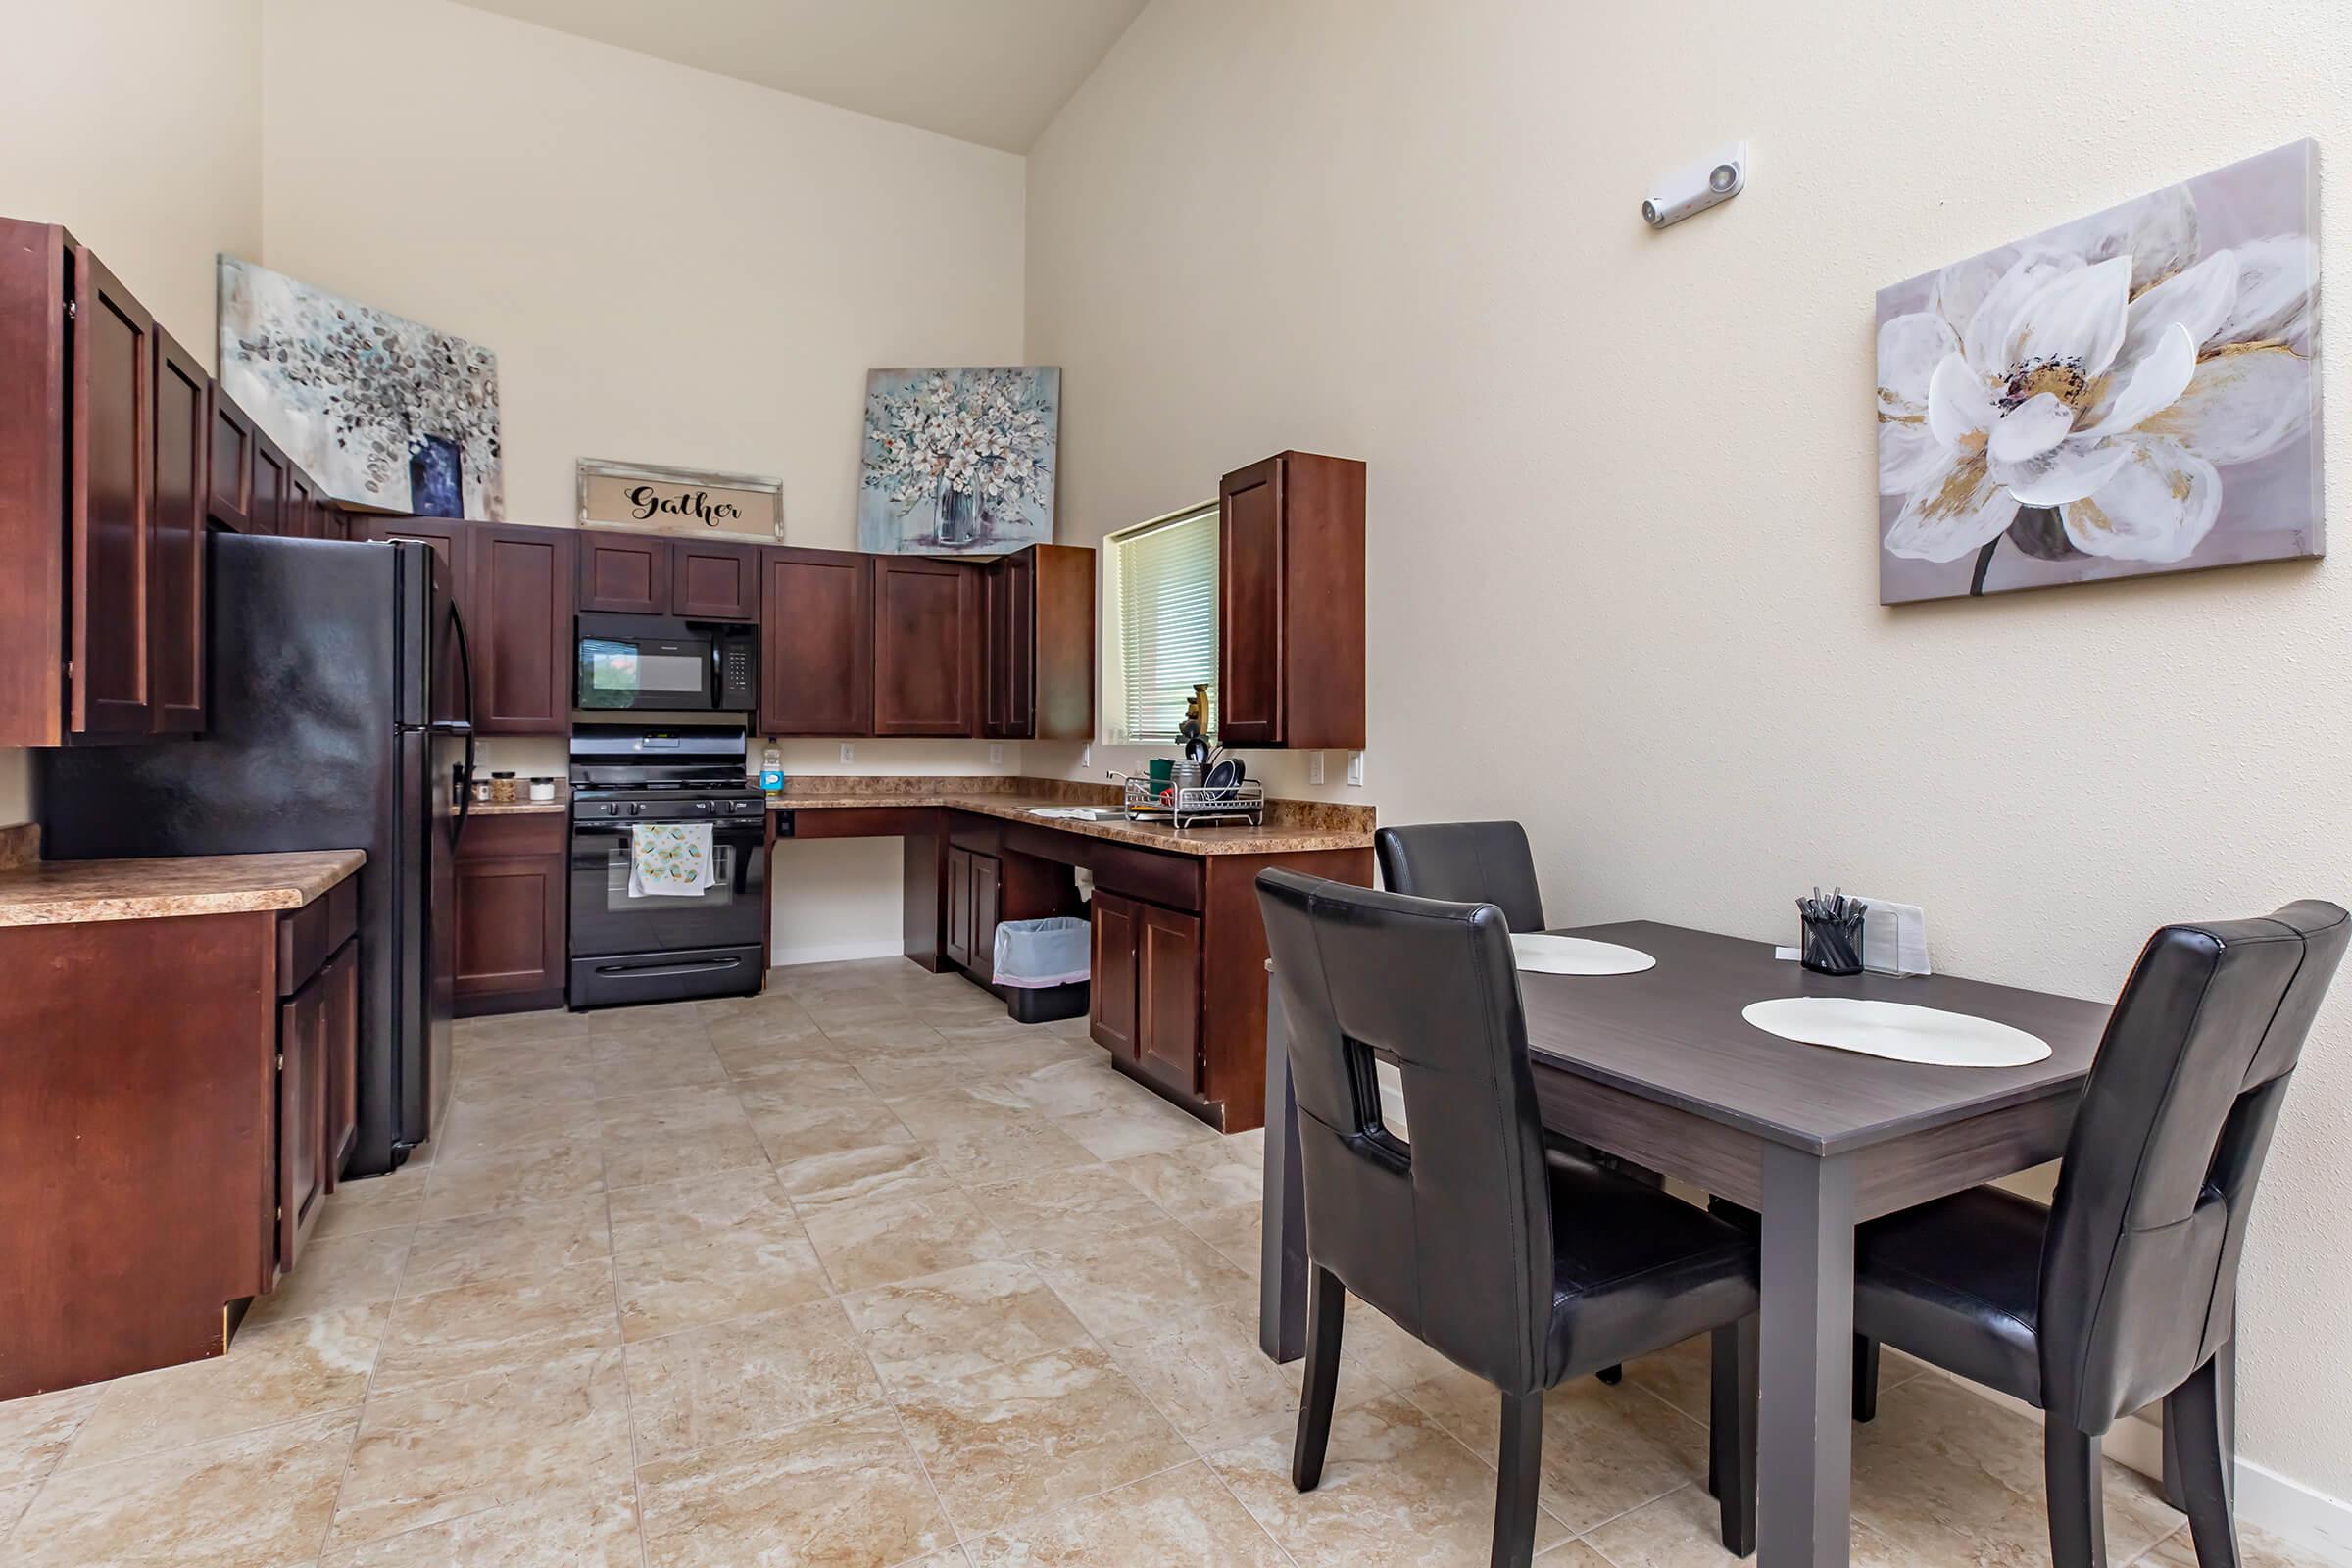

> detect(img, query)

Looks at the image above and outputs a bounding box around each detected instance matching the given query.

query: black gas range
[566,725,767,1009]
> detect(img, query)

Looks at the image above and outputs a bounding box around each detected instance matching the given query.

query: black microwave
[576,613,757,712]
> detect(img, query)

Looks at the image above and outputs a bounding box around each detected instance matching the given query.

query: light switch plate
[838,743,855,764]
[1347,752,1366,787]
[1080,743,1092,768]
[1308,753,1325,785]
[988,743,1004,764]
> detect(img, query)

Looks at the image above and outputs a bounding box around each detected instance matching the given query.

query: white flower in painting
[1879,186,2315,572]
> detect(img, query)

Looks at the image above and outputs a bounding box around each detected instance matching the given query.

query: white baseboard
[1942,1372,2352,1565]
[766,938,907,967]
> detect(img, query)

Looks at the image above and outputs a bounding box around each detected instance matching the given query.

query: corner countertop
[0,849,366,928]
[470,789,568,816]
[768,779,1373,858]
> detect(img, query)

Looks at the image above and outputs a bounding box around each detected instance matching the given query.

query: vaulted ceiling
[454,0,1148,153]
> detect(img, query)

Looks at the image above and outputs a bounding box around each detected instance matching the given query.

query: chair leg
[1493,1388,1544,1568]
[1852,1334,1881,1422]
[1291,1264,1346,1492]
[1595,1364,1623,1385]
[2165,1341,2241,1568]
[2044,1423,2110,1568]
[1709,1317,1758,1557]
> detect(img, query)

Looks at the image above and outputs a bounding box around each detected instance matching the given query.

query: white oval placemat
[1740,997,2051,1067]
[1512,934,1657,976]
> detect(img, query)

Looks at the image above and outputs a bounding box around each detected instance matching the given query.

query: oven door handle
[573,821,763,840]
[587,956,747,980]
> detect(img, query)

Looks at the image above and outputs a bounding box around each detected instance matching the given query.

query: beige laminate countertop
[773,792,1373,857]
[0,850,366,928]
[469,794,568,816]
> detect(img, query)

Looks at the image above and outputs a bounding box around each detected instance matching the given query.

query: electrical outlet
[1347,751,1366,787]
[1307,752,1325,786]
[1080,743,1092,769]
[988,743,1004,765]
[838,743,855,764]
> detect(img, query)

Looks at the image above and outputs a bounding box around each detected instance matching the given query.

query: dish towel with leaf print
[628,822,715,898]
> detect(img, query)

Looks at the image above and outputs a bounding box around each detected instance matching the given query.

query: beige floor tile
[1401,1362,1704,1536]
[712,1029,850,1081]
[1208,1393,1570,1567]
[331,1348,635,1551]
[842,1259,1090,1389]
[1182,1201,1265,1272]
[1103,1305,1309,1452]
[590,1002,709,1044]
[452,1042,597,1097]
[929,1114,1101,1185]
[848,1044,982,1100]
[0,1483,36,1535]
[11,1408,358,1568]
[419,1136,608,1222]
[1054,1096,1220,1160]
[886,1086,1044,1144]
[244,1228,412,1327]
[636,1404,954,1568]
[592,1044,731,1100]
[456,1008,590,1047]
[312,1167,433,1240]
[700,1001,826,1053]
[370,1256,621,1396]
[609,1165,799,1253]
[1851,1373,2181,1565]
[954,1033,1101,1083]
[988,1055,1144,1117]
[1114,1137,1263,1218]
[600,1090,770,1190]
[436,1095,607,1163]
[624,1298,884,1462]
[894,1343,1192,1538]
[728,1056,883,1107]
[0,1384,103,1491]
[1335,1294,1474,1392]
[1025,1224,1255,1343]
[965,1460,1292,1567]
[320,1477,644,1568]
[1623,1332,1930,1428]
[1583,1481,1907,1568]
[774,1137,956,1210]
[1536,1545,1616,1567]
[803,1186,1014,1292]
[400,1191,612,1297]
[969,1162,1173,1250]
[2138,1520,2329,1567]
[614,1212,830,1341]
[61,1303,383,1469]
[751,1093,916,1163]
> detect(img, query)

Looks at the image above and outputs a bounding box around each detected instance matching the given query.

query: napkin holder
[1857,897,1930,977]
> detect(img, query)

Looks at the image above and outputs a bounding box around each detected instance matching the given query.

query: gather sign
[576,459,784,542]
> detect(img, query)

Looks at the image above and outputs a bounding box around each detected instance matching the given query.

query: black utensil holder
[1801,911,1867,976]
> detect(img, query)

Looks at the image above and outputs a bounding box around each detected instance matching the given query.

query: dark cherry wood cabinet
[760,546,872,736]
[945,845,973,969]
[468,524,575,736]
[321,941,360,1181]
[250,428,290,539]
[984,544,1095,741]
[577,530,670,614]
[1090,889,1200,1096]
[206,386,256,531]
[944,845,1004,982]
[69,245,157,739]
[1217,452,1366,749]
[151,327,210,735]
[1090,891,1142,1061]
[454,812,568,1015]
[673,538,760,620]
[873,555,979,737]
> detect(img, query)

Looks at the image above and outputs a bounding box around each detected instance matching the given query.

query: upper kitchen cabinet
[984,544,1095,741]
[0,220,220,746]
[468,524,575,735]
[759,546,872,736]
[1217,451,1366,749]
[206,385,257,531]
[873,555,979,737]
[579,531,761,621]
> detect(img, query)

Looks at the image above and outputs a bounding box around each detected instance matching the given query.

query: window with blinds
[1106,504,1218,744]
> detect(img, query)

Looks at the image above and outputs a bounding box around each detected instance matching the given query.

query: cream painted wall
[1027,0,2352,1518]
[0,0,266,826]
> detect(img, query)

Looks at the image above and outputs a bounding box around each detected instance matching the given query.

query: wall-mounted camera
[1642,142,1748,230]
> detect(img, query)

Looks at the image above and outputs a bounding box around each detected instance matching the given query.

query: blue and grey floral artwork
[858,367,1058,555]
[218,257,504,521]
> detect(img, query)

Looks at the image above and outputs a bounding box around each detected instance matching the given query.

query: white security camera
[1642,142,1747,230]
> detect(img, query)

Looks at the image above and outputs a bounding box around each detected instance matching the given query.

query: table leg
[1758,1144,1858,1568]
[1258,965,1308,1364]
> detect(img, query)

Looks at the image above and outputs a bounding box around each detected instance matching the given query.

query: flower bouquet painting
[219,257,503,521]
[858,367,1058,555]
[1877,140,2320,603]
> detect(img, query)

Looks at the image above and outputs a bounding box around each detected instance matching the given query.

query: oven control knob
[693,800,712,813]
[628,802,646,816]
[601,802,620,816]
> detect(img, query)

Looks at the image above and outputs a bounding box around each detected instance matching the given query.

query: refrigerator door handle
[447,603,478,852]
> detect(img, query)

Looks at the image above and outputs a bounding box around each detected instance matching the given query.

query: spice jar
[489,771,518,804]
[528,777,557,803]
[469,773,494,805]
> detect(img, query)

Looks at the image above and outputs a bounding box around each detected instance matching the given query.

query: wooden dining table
[1256,919,2115,1568]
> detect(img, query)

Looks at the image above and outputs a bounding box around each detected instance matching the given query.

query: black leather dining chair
[1256,868,1762,1565]
[1850,902,2346,1568]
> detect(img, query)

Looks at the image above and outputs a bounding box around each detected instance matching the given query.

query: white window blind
[1111,505,1218,744]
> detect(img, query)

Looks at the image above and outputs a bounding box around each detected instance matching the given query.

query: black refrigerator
[39,534,474,1176]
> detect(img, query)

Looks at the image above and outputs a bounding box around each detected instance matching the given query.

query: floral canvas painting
[858,367,1058,555]
[218,257,504,520]
[1877,140,2320,603]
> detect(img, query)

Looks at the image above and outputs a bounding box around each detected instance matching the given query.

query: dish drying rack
[1121,774,1267,829]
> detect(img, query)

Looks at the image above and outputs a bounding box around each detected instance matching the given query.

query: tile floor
[0,956,2328,1566]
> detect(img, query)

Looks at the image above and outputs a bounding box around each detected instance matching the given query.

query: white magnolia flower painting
[1877,140,2321,603]
[858,366,1059,555]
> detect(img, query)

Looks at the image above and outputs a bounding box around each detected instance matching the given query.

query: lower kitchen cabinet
[943,845,1003,982]
[455,812,568,1016]
[0,859,363,1398]
[1090,890,1201,1097]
